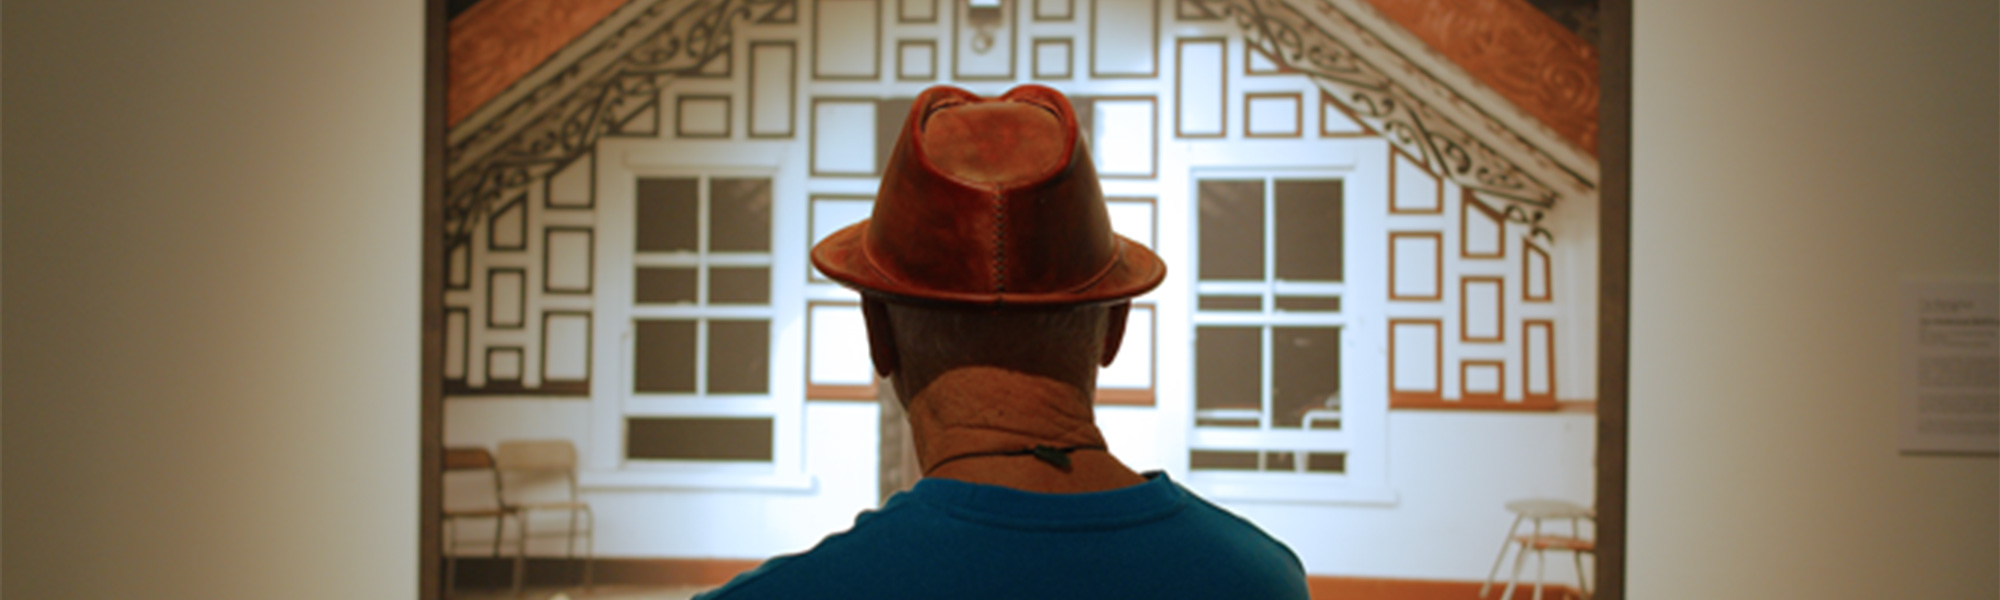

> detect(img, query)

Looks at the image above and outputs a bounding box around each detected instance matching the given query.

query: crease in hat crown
[810,84,1167,307]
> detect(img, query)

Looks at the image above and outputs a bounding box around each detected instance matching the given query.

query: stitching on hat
[992,192,1007,295]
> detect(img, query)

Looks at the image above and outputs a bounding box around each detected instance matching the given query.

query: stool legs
[1481,514,1527,597]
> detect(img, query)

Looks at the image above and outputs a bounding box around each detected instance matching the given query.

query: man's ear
[1100,301,1131,367]
[861,297,899,377]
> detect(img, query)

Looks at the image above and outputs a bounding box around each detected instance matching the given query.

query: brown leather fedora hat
[811,85,1165,307]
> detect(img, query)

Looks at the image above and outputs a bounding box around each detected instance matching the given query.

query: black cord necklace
[926,444,1108,473]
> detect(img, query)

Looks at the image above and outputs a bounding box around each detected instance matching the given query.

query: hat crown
[811,85,1165,306]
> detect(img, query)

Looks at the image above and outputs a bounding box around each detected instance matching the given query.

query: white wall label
[1899,281,1999,454]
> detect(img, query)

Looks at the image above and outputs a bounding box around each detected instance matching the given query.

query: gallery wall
[2,0,1994,599]
[1629,0,1998,597]
[1,2,423,598]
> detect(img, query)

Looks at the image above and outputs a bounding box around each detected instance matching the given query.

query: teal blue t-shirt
[694,472,1309,599]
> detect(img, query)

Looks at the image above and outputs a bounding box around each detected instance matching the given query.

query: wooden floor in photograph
[444,558,1585,600]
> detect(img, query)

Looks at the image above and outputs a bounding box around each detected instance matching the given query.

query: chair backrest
[495,439,579,504]
[442,447,503,512]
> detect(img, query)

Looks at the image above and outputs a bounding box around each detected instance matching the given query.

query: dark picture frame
[417,0,1632,596]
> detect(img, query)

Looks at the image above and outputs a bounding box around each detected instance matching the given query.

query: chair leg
[583,507,596,593]
[443,518,457,596]
[1482,515,1526,597]
[1533,547,1547,600]
[513,512,528,598]
[1502,539,1529,600]
[1574,551,1590,600]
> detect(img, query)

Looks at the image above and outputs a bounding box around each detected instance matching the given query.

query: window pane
[1274,179,1342,281]
[1275,296,1340,312]
[1305,452,1346,473]
[1199,295,1262,311]
[707,320,769,394]
[709,267,770,304]
[635,267,698,304]
[1272,327,1339,429]
[1196,326,1261,420]
[710,177,773,251]
[627,417,774,461]
[636,177,699,252]
[1190,450,1258,471]
[1265,450,1296,472]
[1197,179,1264,280]
[634,320,697,393]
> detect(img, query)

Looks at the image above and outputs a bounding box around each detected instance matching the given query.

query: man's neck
[903,366,1146,493]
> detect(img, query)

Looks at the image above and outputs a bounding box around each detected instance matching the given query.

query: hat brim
[811,219,1166,307]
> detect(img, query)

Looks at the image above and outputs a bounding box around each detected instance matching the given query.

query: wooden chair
[442,447,517,595]
[496,439,595,594]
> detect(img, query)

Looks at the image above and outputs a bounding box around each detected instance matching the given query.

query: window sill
[1185,472,1398,505]
[580,469,817,492]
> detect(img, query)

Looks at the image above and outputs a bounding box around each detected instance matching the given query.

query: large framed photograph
[419,0,1630,596]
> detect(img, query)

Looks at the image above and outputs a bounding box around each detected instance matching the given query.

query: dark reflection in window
[1274,179,1342,282]
[627,417,774,460]
[707,320,770,394]
[1305,452,1346,473]
[1190,450,1259,470]
[1275,296,1340,312]
[635,268,699,304]
[634,320,697,393]
[1198,179,1265,280]
[709,267,770,304]
[636,178,699,252]
[1199,295,1263,311]
[710,178,772,252]
[1196,326,1261,418]
[1272,327,1339,429]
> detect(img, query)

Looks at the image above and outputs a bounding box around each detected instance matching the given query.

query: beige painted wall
[1,2,422,598]
[3,0,1996,598]
[1631,0,1998,598]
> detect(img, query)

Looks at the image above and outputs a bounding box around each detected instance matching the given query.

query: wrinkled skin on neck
[872,301,1146,493]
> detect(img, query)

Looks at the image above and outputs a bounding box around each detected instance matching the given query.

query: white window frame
[1183,167,1394,505]
[585,150,812,491]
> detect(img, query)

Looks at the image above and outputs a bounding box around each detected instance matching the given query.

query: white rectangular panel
[676,96,730,138]
[1092,99,1154,176]
[899,0,935,21]
[813,100,878,174]
[1034,39,1072,78]
[490,270,525,327]
[1526,244,1551,301]
[810,304,874,386]
[1463,277,1501,341]
[547,152,592,208]
[545,228,593,292]
[444,310,467,379]
[488,348,524,381]
[1321,97,1367,135]
[1106,199,1154,249]
[1099,305,1153,389]
[1091,0,1156,76]
[750,43,796,137]
[1526,322,1552,395]
[1392,150,1440,212]
[898,41,936,80]
[815,0,880,79]
[544,313,591,381]
[1176,39,1225,136]
[490,201,525,248]
[1463,197,1504,257]
[1390,234,1439,299]
[1392,321,1439,392]
[1463,362,1501,394]
[1245,94,1299,136]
